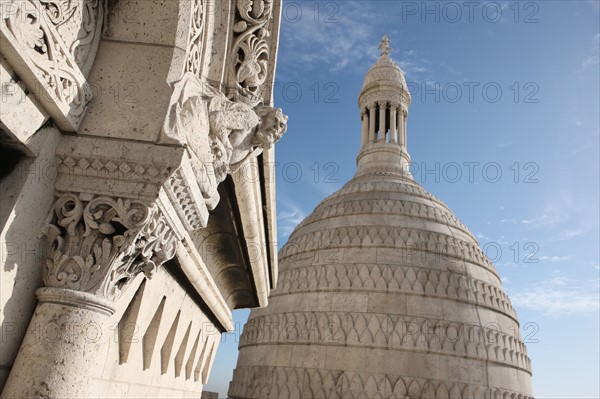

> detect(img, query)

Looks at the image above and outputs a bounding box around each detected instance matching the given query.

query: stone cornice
[177,237,235,331]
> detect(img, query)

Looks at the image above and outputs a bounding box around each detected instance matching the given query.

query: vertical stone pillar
[2,289,115,398]
[378,102,387,141]
[361,109,368,146]
[1,193,177,399]
[389,103,398,143]
[397,110,404,147]
[368,104,376,143]
[403,111,408,147]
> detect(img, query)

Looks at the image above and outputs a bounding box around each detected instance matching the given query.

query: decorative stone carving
[295,197,472,239]
[228,0,276,106]
[229,366,534,399]
[43,193,178,301]
[39,0,104,76]
[0,0,93,130]
[282,224,498,275]
[184,0,205,76]
[160,72,287,228]
[209,90,287,181]
[241,311,530,371]
[274,263,517,319]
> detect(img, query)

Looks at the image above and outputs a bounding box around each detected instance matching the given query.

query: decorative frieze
[240,311,530,371]
[294,198,473,240]
[43,193,178,301]
[274,263,517,319]
[281,225,498,277]
[229,366,534,399]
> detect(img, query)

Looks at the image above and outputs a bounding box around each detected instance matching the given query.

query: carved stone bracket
[0,0,95,131]
[43,192,178,301]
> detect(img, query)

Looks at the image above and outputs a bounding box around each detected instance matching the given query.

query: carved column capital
[43,193,178,302]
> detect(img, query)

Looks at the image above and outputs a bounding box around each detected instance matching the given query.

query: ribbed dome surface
[229,37,532,399]
[361,53,409,93]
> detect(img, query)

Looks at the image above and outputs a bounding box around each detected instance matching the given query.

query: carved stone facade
[229,38,533,398]
[1,0,285,397]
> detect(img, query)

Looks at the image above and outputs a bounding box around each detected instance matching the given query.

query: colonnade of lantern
[360,101,407,147]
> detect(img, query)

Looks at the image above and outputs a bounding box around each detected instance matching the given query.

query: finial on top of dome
[378,35,392,56]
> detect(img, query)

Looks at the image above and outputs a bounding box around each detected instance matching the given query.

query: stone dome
[228,37,533,399]
[358,35,411,114]
[361,50,409,94]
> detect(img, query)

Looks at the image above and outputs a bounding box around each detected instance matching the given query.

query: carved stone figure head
[255,106,288,148]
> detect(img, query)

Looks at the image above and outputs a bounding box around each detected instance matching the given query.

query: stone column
[2,289,115,398]
[368,104,376,143]
[378,102,387,141]
[389,103,398,143]
[403,111,408,147]
[1,193,177,398]
[361,108,368,146]
[397,110,404,147]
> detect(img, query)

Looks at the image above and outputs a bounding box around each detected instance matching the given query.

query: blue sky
[205,1,600,397]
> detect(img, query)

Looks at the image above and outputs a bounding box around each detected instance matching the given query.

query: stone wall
[0,0,285,397]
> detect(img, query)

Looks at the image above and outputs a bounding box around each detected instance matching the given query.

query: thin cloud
[520,191,593,239]
[538,255,570,263]
[509,277,600,315]
[278,1,381,76]
[575,32,600,74]
[398,49,433,79]
[563,229,584,238]
[277,202,306,238]
[581,55,599,71]
[278,1,436,79]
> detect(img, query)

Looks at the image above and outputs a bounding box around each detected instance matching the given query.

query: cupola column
[390,103,398,143]
[378,101,387,141]
[368,103,376,142]
[361,108,368,146]
[397,110,403,146]
[402,111,408,147]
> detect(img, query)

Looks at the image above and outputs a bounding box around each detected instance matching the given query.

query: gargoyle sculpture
[161,72,288,211]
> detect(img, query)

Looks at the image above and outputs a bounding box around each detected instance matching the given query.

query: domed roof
[362,53,408,92]
[228,37,533,399]
[360,36,410,97]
